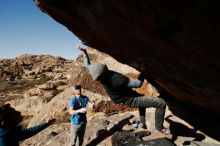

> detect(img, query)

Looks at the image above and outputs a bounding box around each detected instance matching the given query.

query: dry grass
[0,75,53,105]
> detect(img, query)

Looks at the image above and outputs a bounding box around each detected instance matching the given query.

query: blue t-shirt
[69,96,89,125]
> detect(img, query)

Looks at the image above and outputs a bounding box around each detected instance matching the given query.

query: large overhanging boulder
[35,0,220,114]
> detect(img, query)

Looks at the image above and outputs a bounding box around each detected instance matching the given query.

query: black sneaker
[138,122,147,129]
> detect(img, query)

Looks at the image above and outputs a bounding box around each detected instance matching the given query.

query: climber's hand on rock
[77,46,86,53]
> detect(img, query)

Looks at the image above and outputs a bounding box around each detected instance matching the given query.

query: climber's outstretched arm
[78,47,90,68]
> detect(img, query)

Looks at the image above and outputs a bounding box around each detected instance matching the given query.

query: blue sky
[0,0,85,60]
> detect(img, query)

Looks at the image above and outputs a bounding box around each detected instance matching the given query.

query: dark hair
[74,85,81,90]
[0,104,11,122]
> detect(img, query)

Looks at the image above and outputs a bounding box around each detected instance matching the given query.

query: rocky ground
[1,48,219,146]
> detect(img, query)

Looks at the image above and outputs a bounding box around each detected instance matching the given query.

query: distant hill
[0,54,72,106]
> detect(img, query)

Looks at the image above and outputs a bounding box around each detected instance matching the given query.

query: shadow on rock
[86,115,134,146]
[147,79,220,142]
[165,115,205,143]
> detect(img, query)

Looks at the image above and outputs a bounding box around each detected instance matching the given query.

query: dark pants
[70,123,86,146]
[125,96,166,130]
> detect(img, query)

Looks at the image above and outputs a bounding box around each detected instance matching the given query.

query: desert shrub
[38,74,53,84]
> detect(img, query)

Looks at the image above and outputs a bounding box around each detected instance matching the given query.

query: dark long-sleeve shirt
[100,70,142,104]
[0,122,49,146]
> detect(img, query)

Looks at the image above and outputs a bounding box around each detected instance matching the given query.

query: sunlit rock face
[35,0,220,113]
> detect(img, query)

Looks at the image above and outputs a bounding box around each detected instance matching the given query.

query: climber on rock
[78,47,170,135]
